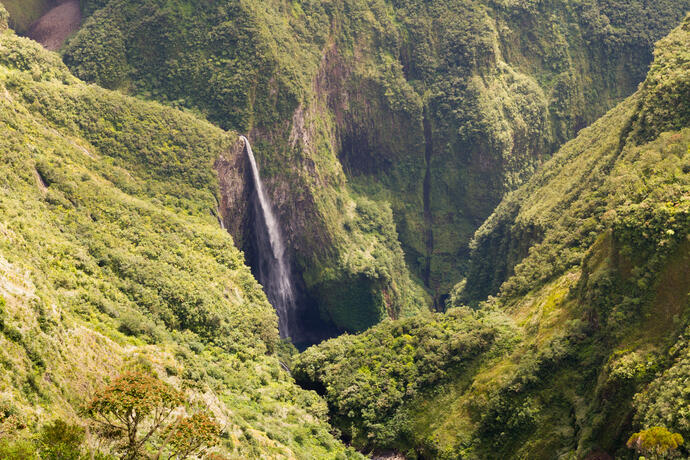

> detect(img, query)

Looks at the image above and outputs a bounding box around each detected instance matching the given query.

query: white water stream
[241,136,297,339]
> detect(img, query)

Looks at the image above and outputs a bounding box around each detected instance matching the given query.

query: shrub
[627,426,684,458]
[163,412,221,459]
[38,419,86,460]
[63,12,128,89]
[0,439,37,460]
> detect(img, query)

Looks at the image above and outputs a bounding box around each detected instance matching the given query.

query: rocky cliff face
[324,0,689,301]
[215,138,250,250]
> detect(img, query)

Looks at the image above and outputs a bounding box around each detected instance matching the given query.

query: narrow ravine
[422,107,434,295]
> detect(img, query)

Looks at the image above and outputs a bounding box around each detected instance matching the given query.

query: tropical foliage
[0,1,688,459]
[62,0,689,313]
[627,427,684,459]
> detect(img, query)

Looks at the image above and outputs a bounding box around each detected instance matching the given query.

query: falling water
[241,136,297,339]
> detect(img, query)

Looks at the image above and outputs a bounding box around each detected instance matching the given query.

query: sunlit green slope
[0,13,359,458]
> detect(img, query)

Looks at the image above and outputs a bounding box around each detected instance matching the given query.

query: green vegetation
[1,372,223,459]
[462,12,690,304]
[61,0,433,332]
[37,420,86,460]
[0,0,688,458]
[295,17,690,458]
[86,371,220,459]
[0,419,90,459]
[627,427,684,459]
[0,19,360,458]
[294,307,518,448]
[86,371,186,459]
[0,4,7,31]
[164,412,221,460]
[61,0,689,309]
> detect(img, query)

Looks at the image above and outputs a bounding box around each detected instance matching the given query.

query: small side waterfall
[241,136,298,339]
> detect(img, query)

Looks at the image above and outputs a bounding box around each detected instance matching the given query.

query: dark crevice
[241,156,338,350]
[34,167,49,189]
[339,129,393,177]
[422,106,434,293]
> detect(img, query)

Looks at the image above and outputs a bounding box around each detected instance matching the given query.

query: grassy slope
[0,20,360,459]
[294,17,690,459]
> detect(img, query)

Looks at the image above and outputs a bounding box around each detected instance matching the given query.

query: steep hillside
[0,15,360,458]
[58,0,689,320]
[61,0,431,333]
[294,17,690,459]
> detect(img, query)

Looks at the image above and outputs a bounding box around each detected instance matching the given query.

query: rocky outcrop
[215,137,251,251]
[25,0,81,51]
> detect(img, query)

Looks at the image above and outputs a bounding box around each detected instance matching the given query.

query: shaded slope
[60,0,690,314]
[25,0,80,51]
[462,12,690,303]
[0,0,55,34]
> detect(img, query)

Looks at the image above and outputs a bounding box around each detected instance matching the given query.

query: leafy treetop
[627,426,684,459]
[86,371,184,460]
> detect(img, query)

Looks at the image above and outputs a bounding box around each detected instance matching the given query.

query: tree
[86,371,184,460]
[162,412,221,459]
[627,426,684,459]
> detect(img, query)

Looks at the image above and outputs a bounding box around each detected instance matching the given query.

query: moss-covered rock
[62,0,689,322]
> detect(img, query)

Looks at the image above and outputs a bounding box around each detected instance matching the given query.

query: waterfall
[241,136,297,339]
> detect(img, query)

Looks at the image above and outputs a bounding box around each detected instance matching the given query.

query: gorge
[239,135,339,346]
[0,1,689,459]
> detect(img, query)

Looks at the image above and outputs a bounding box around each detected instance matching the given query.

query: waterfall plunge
[241,136,297,339]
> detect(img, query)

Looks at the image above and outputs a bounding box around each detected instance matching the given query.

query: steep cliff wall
[0,22,359,457]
